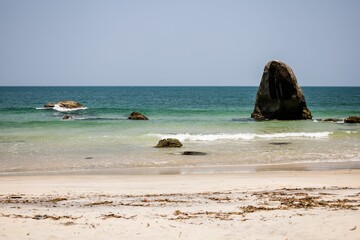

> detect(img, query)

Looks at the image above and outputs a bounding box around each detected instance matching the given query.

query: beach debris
[155,138,183,148]
[31,214,80,221]
[48,197,68,203]
[128,112,149,120]
[62,115,73,120]
[10,196,22,199]
[251,60,312,120]
[83,201,113,207]
[181,151,206,156]
[101,213,137,220]
[61,221,75,226]
[344,116,360,123]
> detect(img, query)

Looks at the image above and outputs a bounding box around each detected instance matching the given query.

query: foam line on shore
[148,132,333,141]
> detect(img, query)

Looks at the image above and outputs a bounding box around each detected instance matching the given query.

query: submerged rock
[251,60,312,120]
[344,116,360,123]
[182,151,206,156]
[128,112,149,120]
[323,118,343,122]
[155,138,183,148]
[269,142,291,145]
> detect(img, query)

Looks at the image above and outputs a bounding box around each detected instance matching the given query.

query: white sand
[1,170,360,240]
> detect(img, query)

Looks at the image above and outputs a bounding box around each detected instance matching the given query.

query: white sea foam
[36,105,88,112]
[313,119,344,123]
[345,131,358,134]
[52,104,88,112]
[148,132,333,142]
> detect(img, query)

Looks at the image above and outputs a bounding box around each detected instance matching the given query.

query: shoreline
[1,170,359,239]
[1,160,360,176]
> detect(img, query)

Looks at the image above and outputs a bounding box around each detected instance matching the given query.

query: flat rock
[251,60,312,120]
[58,100,84,109]
[155,138,183,148]
[128,112,149,120]
[44,100,84,109]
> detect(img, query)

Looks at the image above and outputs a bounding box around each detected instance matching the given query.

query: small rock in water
[62,115,73,120]
[182,151,207,156]
[85,157,93,159]
[344,116,360,123]
[155,138,183,148]
[128,112,149,120]
[44,103,55,108]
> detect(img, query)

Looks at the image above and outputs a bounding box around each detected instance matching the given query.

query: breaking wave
[148,132,333,142]
[36,104,88,112]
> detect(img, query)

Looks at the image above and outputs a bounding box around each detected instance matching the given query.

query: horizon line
[0,85,359,88]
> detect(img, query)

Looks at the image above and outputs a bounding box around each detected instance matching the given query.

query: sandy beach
[1,170,360,240]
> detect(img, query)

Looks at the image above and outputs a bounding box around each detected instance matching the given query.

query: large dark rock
[344,116,360,123]
[155,138,183,148]
[251,60,312,120]
[128,112,149,120]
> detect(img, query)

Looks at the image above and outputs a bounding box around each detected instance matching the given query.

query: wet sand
[2,160,360,176]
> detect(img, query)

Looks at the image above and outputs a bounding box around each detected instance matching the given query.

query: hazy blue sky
[0,0,359,86]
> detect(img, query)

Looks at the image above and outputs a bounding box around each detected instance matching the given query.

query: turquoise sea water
[0,87,359,174]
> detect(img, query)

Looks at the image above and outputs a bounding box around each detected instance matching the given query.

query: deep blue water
[0,87,359,121]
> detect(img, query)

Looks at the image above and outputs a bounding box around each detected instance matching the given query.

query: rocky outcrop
[155,138,183,148]
[251,60,312,120]
[44,100,84,109]
[344,116,360,123]
[128,112,149,120]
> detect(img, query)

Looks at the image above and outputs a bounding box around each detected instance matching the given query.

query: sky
[0,0,359,86]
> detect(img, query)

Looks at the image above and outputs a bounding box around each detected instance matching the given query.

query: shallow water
[0,87,359,174]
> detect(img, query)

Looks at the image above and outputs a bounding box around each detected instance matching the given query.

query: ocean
[0,86,359,174]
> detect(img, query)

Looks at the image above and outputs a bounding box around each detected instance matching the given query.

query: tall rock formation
[251,60,312,120]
